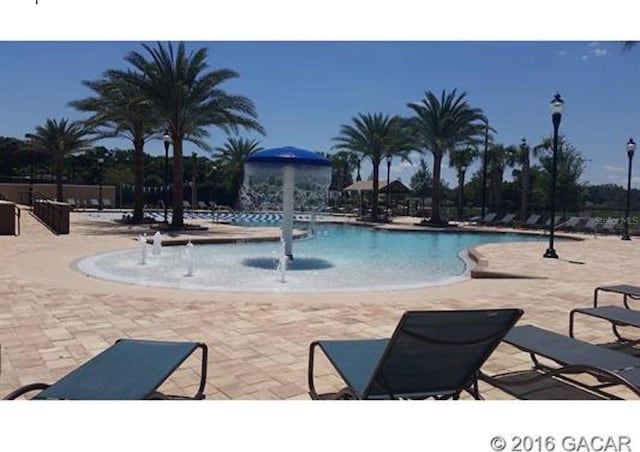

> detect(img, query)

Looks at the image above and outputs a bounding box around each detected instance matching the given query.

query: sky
[1,3,639,189]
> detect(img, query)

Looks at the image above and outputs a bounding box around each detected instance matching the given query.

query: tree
[69,72,161,221]
[534,136,586,214]
[448,146,478,218]
[332,113,413,221]
[213,137,262,207]
[328,151,358,204]
[410,158,433,198]
[407,89,486,224]
[24,118,92,201]
[118,42,265,228]
[485,143,517,213]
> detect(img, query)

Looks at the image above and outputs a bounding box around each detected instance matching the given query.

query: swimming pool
[77,223,541,293]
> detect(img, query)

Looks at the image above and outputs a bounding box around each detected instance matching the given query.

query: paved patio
[0,210,638,399]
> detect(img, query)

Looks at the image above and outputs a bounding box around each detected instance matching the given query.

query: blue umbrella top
[245,146,331,167]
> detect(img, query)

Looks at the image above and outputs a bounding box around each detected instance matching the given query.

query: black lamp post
[458,165,467,219]
[622,137,636,241]
[543,93,565,259]
[162,130,172,223]
[481,120,489,219]
[97,157,104,210]
[386,154,392,218]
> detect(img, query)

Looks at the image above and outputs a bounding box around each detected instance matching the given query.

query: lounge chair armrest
[3,383,50,400]
[307,341,322,400]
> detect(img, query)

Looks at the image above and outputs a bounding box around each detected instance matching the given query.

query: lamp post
[458,165,467,219]
[622,138,636,241]
[481,120,489,219]
[543,93,564,259]
[162,130,171,223]
[97,157,104,210]
[386,154,392,218]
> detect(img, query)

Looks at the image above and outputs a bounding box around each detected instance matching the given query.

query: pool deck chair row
[4,339,208,400]
[480,324,640,399]
[308,308,523,400]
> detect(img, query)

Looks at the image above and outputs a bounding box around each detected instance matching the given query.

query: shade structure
[245,146,331,167]
[243,146,332,259]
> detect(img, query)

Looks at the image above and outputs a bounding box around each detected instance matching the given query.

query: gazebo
[342,179,410,216]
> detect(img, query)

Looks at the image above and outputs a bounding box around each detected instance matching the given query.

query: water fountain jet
[243,146,331,259]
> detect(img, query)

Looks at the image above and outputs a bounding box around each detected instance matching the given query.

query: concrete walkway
[0,211,638,399]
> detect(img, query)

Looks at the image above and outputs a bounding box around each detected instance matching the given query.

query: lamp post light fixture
[97,157,104,211]
[481,119,489,219]
[622,137,636,241]
[162,130,172,223]
[543,93,565,259]
[458,165,467,219]
[386,154,393,218]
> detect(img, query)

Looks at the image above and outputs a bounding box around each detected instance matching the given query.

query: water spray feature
[152,231,163,255]
[138,233,147,265]
[184,241,195,276]
[242,146,332,259]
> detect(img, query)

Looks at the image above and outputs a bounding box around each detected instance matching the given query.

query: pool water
[76,224,541,293]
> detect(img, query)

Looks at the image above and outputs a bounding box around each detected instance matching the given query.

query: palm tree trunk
[431,152,442,223]
[171,138,184,228]
[371,157,380,221]
[55,153,64,202]
[520,157,530,221]
[133,137,145,221]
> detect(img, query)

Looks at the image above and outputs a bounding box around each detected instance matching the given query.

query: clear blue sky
[1,41,638,187]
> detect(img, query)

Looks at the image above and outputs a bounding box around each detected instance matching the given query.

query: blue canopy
[245,146,331,167]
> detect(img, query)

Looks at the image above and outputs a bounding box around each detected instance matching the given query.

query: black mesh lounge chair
[480,325,640,399]
[308,309,523,400]
[3,339,208,400]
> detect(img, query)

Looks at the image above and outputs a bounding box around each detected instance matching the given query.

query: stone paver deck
[0,210,639,399]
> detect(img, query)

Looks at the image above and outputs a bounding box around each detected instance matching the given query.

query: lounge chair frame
[480,325,640,400]
[308,309,523,400]
[4,339,208,400]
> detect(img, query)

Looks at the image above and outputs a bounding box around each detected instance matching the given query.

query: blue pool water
[77,223,541,293]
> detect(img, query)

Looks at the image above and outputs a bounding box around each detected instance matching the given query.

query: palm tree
[327,151,359,205]
[69,72,160,221]
[24,118,92,201]
[117,42,265,228]
[486,144,517,213]
[448,146,478,217]
[407,89,486,224]
[332,113,413,221]
[511,138,532,221]
[213,137,262,207]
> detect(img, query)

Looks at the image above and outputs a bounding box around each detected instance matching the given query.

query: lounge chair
[556,216,583,231]
[522,214,541,228]
[495,213,516,226]
[480,325,640,399]
[539,215,562,230]
[65,198,77,208]
[478,212,497,225]
[580,217,597,233]
[3,339,208,400]
[570,284,640,343]
[197,201,208,210]
[307,308,523,400]
[102,198,112,209]
[89,198,100,208]
[601,218,619,234]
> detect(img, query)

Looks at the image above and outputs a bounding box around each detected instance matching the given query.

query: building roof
[342,179,410,193]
